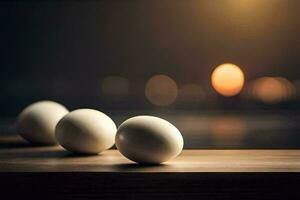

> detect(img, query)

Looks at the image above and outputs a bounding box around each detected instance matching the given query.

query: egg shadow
[0,141,34,149]
[17,148,105,159]
[0,147,104,159]
[112,162,168,171]
[60,151,102,158]
[0,138,49,149]
[0,134,61,149]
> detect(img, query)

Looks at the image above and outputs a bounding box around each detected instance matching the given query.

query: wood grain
[0,135,300,172]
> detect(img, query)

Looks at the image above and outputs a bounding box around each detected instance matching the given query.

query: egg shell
[55,109,117,154]
[17,101,69,145]
[115,116,184,164]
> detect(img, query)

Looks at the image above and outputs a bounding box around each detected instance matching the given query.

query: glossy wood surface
[1,135,300,172]
[1,135,300,199]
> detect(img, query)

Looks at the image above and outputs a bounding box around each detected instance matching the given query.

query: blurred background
[1,0,300,148]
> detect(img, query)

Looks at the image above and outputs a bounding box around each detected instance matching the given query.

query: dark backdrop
[1,0,300,117]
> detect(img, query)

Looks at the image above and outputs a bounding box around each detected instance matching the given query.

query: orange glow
[209,116,246,145]
[251,77,296,104]
[276,77,296,101]
[211,63,245,96]
[145,74,178,106]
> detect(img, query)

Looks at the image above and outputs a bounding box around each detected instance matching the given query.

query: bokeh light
[293,80,300,99]
[250,77,296,104]
[177,84,206,104]
[101,76,129,97]
[145,74,178,106]
[211,63,245,97]
[276,77,296,101]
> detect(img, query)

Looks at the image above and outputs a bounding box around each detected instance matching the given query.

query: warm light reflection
[102,76,129,97]
[211,63,245,97]
[145,74,178,106]
[177,84,206,104]
[210,117,246,145]
[251,77,295,104]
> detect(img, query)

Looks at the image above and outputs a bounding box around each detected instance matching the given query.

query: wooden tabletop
[1,135,300,172]
[1,135,300,199]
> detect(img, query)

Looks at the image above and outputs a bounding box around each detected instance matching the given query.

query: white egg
[55,109,117,154]
[17,101,69,145]
[115,116,184,164]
